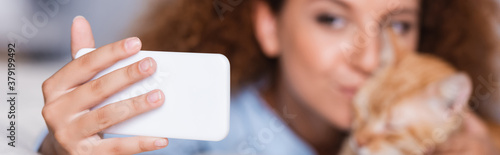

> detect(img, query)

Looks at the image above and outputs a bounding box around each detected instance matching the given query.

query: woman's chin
[325,107,353,131]
[332,116,353,131]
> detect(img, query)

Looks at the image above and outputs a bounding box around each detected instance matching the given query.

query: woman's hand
[432,111,499,155]
[39,16,168,155]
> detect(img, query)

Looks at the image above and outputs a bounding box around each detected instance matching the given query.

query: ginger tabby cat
[341,29,474,155]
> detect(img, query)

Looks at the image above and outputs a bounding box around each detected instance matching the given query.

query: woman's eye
[390,21,412,35]
[316,13,346,30]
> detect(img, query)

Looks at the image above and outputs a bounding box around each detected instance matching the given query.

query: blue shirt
[37,86,316,154]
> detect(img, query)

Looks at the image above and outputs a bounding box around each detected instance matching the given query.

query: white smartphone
[75,48,230,141]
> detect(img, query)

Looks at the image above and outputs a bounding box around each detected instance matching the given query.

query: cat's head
[348,30,473,155]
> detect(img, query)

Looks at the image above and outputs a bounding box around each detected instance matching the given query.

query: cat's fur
[340,30,473,155]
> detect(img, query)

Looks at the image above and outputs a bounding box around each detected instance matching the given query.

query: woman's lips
[340,87,358,98]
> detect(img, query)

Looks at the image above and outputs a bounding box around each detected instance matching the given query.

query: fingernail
[139,58,152,72]
[124,37,141,52]
[154,139,167,147]
[147,91,162,103]
[73,15,85,23]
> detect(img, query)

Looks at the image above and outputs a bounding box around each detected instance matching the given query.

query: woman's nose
[350,33,381,76]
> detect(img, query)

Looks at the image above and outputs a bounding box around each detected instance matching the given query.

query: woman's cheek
[280,30,356,128]
[277,5,359,128]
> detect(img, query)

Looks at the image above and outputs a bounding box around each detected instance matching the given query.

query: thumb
[71,16,95,59]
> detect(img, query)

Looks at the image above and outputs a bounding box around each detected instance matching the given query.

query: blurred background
[0,0,153,154]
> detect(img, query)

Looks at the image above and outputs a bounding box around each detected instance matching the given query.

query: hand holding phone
[40,16,229,155]
[76,48,230,141]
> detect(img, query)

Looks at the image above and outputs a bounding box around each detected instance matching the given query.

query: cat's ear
[437,72,472,113]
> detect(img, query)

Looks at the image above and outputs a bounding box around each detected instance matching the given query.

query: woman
[39,0,499,154]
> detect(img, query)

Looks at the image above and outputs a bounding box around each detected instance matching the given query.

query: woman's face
[259,0,420,129]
